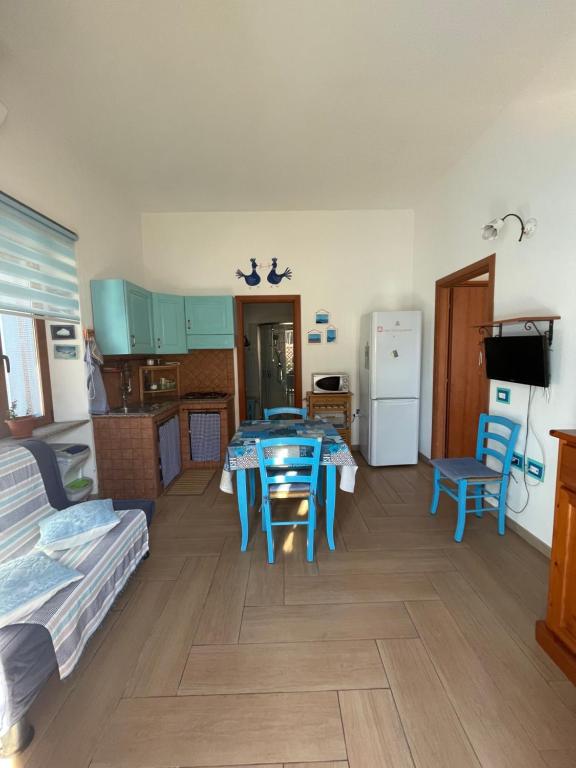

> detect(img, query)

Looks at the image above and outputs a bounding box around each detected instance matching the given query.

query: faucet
[120,362,132,413]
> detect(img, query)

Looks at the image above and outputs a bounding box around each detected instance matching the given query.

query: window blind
[0,191,79,321]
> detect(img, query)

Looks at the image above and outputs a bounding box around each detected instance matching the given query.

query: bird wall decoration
[266,257,292,285]
[235,257,293,287]
[235,258,261,287]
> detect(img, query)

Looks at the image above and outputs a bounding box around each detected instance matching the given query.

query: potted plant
[4,400,36,438]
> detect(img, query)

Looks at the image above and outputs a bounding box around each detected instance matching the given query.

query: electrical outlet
[496,387,511,404]
[526,458,545,482]
[511,452,524,471]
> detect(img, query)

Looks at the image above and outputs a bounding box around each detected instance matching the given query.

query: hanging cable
[507,385,534,514]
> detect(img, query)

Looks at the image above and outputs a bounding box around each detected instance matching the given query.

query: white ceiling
[1,0,575,211]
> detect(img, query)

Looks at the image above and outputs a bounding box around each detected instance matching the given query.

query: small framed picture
[326,325,337,343]
[315,309,330,324]
[50,323,77,340]
[54,344,79,360]
[307,329,322,344]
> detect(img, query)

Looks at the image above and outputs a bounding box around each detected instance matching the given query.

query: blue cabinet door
[185,296,234,347]
[91,279,153,355]
[152,293,187,354]
[125,283,154,354]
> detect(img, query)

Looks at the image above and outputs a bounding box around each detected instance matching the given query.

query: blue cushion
[431,457,503,482]
[37,499,120,552]
[0,551,83,629]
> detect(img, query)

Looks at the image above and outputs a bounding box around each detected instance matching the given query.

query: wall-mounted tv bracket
[473,316,560,347]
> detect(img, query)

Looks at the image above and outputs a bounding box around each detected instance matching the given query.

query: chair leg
[317,468,324,506]
[497,478,508,536]
[474,483,484,517]
[249,469,256,508]
[263,500,275,563]
[455,479,468,543]
[307,495,316,562]
[430,468,441,515]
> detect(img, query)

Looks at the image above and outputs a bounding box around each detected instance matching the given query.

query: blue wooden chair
[262,406,322,504]
[430,413,521,542]
[255,436,322,563]
[264,406,308,419]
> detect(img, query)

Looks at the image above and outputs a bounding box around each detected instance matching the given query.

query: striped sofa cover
[0,444,148,737]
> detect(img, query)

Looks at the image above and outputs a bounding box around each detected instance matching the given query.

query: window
[0,190,78,437]
[0,313,53,436]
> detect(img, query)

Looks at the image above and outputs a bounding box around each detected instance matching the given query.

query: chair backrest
[264,406,308,419]
[475,413,521,475]
[255,436,322,497]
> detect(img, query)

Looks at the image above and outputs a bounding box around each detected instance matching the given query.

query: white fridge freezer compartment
[368,398,419,466]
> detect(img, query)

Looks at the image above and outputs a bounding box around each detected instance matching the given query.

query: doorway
[431,255,495,459]
[236,295,302,420]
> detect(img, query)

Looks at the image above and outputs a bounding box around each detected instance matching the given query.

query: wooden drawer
[560,444,576,492]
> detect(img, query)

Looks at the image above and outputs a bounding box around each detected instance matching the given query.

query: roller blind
[0,191,79,321]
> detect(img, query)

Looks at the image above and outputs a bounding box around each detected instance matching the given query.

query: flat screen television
[484,335,550,387]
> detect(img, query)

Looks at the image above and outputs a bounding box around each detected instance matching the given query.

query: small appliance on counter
[181,391,229,400]
[312,373,350,394]
[50,443,93,502]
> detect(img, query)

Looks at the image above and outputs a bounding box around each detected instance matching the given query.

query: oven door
[314,375,343,393]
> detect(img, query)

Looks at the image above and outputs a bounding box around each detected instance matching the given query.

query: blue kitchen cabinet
[91,279,154,355]
[152,293,187,354]
[185,296,235,349]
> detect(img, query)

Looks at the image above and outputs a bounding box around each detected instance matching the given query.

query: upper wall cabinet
[185,296,235,349]
[152,293,187,354]
[91,280,155,355]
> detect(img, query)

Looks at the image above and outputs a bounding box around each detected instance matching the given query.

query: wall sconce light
[481,213,537,242]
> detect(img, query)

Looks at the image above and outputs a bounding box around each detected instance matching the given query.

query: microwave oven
[312,373,350,394]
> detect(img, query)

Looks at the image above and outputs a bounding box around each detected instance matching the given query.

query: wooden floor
[14,457,576,768]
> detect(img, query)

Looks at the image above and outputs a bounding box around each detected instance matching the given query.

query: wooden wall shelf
[473,315,560,346]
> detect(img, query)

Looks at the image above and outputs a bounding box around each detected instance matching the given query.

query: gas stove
[182,391,228,400]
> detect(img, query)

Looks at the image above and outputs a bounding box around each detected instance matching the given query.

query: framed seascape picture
[315,309,329,324]
[307,329,322,344]
[50,323,77,340]
[54,344,80,360]
[326,325,337,343]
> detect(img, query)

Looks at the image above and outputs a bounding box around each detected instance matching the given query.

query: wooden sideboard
[536,428,576,683]
[307,391,352,446]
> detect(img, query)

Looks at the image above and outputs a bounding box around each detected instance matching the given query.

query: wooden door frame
[235,295,302,421]
[431,254,495,459]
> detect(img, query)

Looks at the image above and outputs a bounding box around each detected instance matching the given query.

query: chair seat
[430,457,503,483]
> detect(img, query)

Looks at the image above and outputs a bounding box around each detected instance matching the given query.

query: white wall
[141,210,415,442]
[413,38,576,545]
[0,67,142,485]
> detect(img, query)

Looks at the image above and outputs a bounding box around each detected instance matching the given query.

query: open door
[235,295,302,421]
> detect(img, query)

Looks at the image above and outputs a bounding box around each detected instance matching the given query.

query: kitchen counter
[91,396,235,496]
[91,396,233,418]
[91,401,180,418]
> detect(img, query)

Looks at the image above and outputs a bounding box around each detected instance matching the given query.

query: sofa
[0,442,154,756]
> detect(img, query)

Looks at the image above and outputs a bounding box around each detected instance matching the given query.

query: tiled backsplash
[102,349,235,409]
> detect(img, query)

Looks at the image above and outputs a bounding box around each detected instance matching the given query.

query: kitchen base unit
[179,395,235,469]
[92,404,181,498]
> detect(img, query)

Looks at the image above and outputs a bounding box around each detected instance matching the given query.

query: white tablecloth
[219,464,357,495]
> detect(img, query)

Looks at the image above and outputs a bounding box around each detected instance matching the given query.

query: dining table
[220,418,358,551]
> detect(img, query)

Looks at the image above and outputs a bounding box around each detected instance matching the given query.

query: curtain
[0,191,79,321]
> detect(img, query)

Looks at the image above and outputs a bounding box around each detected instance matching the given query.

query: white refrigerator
[359,310,422,466]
